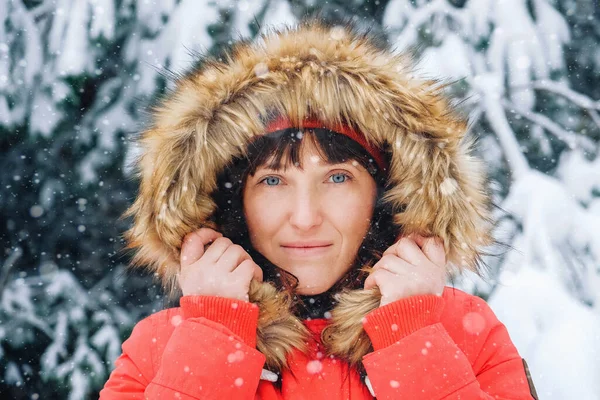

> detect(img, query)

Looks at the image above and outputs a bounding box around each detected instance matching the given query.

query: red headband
[265,116,387,172]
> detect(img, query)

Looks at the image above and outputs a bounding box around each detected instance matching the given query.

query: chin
[295,280,335,295]
[296,287,329,295]
[272,260,347,295]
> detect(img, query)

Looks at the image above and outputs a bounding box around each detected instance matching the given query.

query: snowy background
[1,0,599,399]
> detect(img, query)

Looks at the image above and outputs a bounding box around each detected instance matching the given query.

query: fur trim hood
[122,19,494,370]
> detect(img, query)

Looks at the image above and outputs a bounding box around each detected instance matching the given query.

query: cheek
[324,187,375,240]
[243,190,283,245]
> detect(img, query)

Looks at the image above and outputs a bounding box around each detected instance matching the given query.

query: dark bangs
[243,128,385,186]
[210,127,397,295]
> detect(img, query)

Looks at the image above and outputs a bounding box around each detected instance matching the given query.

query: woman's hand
[364,233,447,307]
[178,228,263,301]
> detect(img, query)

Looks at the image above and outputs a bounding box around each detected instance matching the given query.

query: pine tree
[0,0,224,397]
[0,0,598,398]
[378,1,600,397]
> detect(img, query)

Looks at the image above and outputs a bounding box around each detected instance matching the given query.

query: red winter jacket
[100,287,536,399]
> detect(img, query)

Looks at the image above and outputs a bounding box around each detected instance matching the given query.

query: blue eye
[329,173,349,183]
[262,176,280,186]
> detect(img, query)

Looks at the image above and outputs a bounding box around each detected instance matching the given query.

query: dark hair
[211,127,399,298]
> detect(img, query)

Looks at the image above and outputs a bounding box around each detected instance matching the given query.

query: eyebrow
[255,160,365,173]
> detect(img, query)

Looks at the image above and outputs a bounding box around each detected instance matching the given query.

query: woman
[100,19,537,399]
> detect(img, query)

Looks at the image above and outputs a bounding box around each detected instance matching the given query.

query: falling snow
[0,0,598,399]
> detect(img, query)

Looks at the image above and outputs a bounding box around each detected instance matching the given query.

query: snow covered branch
[391,0,464,52]
[530,80,600,111]
[529,80,600,131]
[0,247,22,296]
[512,80,600,131]
[478,83,530,175]
[501,99,597,153]
[30,2,55,21]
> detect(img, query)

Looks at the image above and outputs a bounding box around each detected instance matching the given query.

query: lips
[280,241,332,248]
[280,242,333,257]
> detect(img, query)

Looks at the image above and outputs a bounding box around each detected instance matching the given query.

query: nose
[289,187,323,231]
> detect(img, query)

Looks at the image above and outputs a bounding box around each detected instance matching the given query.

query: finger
[217,244,251,272]
[195,228,224,246]
[231,259,257,283]
[383,232,417,256]
[375,255,415,276]
[382,241,398,257]
[202,237,234,262]
[413,235,446,267]
[364,269,391,290]
[253,264,263,282]
[384,236,429,266]
[235,260,264,283]
[364,272,376,290]
[371,254,398,272]
[180,228,222,268]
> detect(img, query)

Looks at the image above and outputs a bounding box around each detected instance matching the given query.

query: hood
[123,19,493,291]
[122,18,494,369]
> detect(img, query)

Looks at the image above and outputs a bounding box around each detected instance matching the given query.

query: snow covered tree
[0,0,229,397]
[0,0,598,398]
[379,1,600,397]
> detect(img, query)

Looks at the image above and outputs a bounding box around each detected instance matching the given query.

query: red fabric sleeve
[361,294,534,400]
[180,295,260,347]
[145,317,266,398]
[99,316,155,399]
[363,294,445,349]
[100,296,265,399]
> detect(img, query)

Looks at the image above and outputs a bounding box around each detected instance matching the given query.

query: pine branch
[501,99,597,153]
[587,109,600,131]
[0,247,22,296]
[31,2,55,21]
[482,96,530,175]
[531,80,600,131]
[512,80,600,131]
[4,307,54,338]
[392,0,460,51]
[531,80,600,111]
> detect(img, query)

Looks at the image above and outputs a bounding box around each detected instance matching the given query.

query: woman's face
[243,139,378,295]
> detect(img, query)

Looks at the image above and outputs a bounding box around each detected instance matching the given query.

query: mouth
[280,243,333,257]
